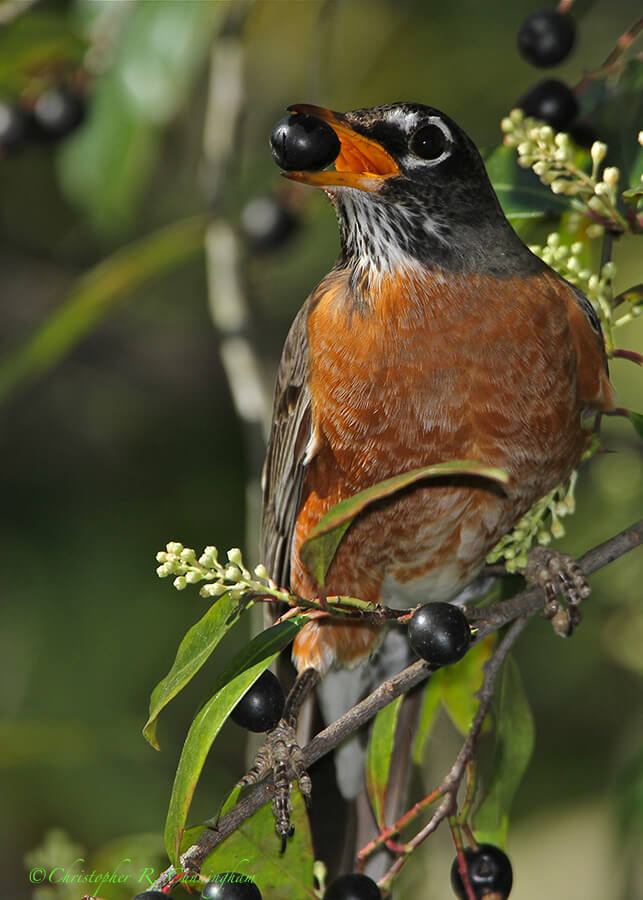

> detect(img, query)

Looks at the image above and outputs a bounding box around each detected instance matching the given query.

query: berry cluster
[0,84,85,156]
[516,8,579,133]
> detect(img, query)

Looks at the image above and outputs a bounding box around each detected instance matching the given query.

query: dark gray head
[282,102,540,280]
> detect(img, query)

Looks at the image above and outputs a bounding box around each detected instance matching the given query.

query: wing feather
[261,301,314,588]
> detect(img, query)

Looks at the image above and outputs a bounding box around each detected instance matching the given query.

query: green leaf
[0,11,87,96]
[0,216,206,406]
[474,655,535,847]
[164,617,308,865]
[441,635,496,736]
[300,461,508,589]
[485,145,570,221]
[627,411,643,440]
[180,789,316,900]
[58,1,223,234]
[143,590,251,751]
[412,669,445,765]
[365,695,404,828]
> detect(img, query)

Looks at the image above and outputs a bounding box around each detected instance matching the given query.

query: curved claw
[525,547,591,637]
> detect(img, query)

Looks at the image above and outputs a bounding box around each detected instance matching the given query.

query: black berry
[518,10,576,67]
[230,670,284,733]
[407,602,471,666]
[30,85,86,141]
[323,872,382,900]
[519,79,578,130]
[0,100,31,154]
[450,844,513,899]
[240,194,299,252]
[201,873,262,900]
[132,892,176,900]
[270,113,340,171]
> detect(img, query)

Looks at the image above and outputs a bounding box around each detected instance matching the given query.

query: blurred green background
[0,1,641,899]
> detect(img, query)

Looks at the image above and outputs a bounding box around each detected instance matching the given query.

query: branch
[467,518,643,631]
[376,616,529,890]
[153,518,642,886]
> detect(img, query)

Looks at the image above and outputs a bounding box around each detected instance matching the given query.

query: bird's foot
[237,717,311,852]
[236,667,319,852]
[524,547,590,637]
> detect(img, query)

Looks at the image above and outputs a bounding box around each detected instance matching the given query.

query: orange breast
[289,266,612,673]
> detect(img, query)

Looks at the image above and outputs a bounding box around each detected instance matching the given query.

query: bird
[257,101,615,849]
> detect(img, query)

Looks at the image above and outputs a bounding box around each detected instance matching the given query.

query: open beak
[282,103,400,192]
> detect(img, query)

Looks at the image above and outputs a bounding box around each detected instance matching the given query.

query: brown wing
[261,301,315,588]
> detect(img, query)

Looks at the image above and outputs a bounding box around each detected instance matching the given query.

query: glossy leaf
[365,695,404,828]
[441,635,496,736]
[164,618,307,865]
[0,216,206,406]
[58,1,223,234]
[412,669,445,765]
[485,145,570,221]
[180,789,316,899]
[300,461,508,589]
[0,12,86,96]
[474,655,535,847]
[627,411,643,440]
[143,589,251,750]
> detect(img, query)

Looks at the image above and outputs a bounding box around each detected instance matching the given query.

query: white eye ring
[408,117,453,166]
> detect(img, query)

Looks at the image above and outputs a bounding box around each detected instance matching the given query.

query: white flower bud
[185,571,202,584]
[551,519,565,539]
[156,551,168,563]
[227,547,243,565]
[546,232,561,248]
[156,564,171,578]
[590,142,607,166]
[586,224,604,240]
[594,182,610,196]
[532,161,549,176]
[571,242,584,256]
[602,166,620,185]
[173,576,187,591]
[501,117,514,133]
[166,541,183,556]
[587,195,607,214]
[180,547,196,563]
[254,564,269,580]
[224,565,240,581]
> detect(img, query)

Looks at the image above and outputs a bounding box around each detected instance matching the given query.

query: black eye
[409,123,449,160]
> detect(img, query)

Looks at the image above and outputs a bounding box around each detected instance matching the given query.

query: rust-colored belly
[289,267,597,673]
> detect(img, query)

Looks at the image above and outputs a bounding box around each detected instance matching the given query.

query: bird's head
[279,102,529,281]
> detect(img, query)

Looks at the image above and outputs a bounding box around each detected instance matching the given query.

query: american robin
[257,101,615,843]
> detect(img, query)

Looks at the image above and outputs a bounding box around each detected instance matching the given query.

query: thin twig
[377,617,529,890]
[575,17,643,94]
[466,518,643,630]
[150,519,642,889]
